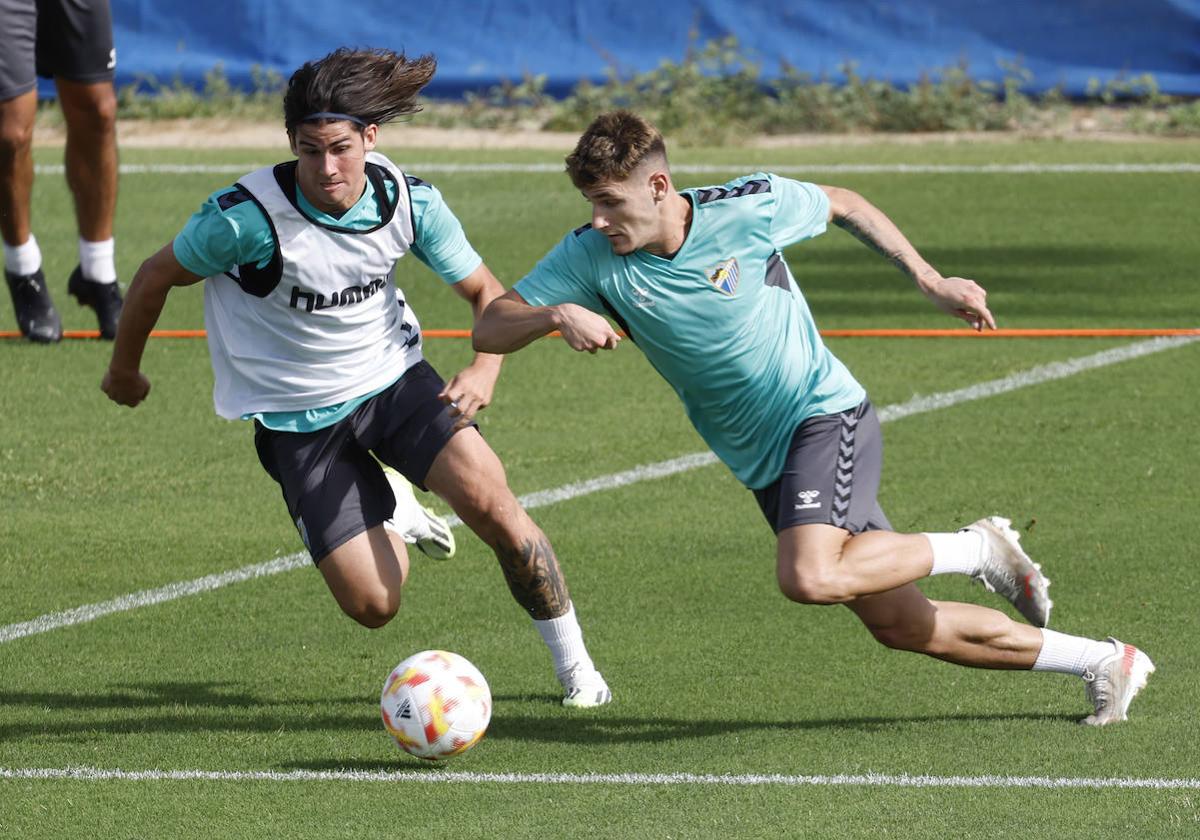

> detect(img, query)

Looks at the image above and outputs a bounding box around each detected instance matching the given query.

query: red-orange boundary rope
[2,327,1199,341]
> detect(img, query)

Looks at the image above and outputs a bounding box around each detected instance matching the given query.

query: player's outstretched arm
[102,244,204,407]
[820,185,996,331]
[441,263,506,426]
[475,289,621,354]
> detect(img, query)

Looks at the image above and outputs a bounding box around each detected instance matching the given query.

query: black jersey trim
[573,223,593,237]
[692,178,771,205]
[271,161,399,234]
[596,293,635,346]
[220,181,283,298]
[402,173,422,240]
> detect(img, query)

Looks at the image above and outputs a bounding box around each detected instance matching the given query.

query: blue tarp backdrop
[47,1,1200,98]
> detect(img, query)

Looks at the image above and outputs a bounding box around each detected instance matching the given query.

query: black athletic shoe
[67,266,124,339]
[5,268,63,343]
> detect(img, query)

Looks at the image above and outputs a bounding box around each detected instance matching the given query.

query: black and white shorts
[753,399,892,535]
[0,0,115,100]
[253,361,467,564]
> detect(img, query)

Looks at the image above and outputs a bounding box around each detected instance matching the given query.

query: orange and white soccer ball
[380,650,492,760]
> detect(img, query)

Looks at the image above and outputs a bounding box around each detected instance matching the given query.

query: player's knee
[467,493,530,552]
[866,621,931,652]
[64,89,118,134]
[0,119,34,157]
[343,591,400,629]
[777,561,850,605]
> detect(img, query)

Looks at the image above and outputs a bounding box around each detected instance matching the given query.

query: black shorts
[253,361,467,564]
[753,400,892,535]
[0,0,115,100]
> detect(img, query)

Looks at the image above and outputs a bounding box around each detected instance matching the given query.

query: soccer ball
[380,650,492,760]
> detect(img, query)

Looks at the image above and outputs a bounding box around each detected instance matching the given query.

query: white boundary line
[31,162,1200,176]
[2,766,1198,789]
[0,334,1195,646]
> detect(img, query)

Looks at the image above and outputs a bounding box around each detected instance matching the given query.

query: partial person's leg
[844,583,1155,724]
[844,582,1042,668]
[424,428,611,706]
[777,518,1052,626]
[0,89,37,248]
[776,523,935,605]
[318,526,410,628]
[0,88,60,340]
[56,78,122,337]
[253,418,409,629]
[425,428,568,619]
[56,78,117,244]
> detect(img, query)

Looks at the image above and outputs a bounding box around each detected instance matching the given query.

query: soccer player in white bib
[475,110,1152,725]
[100,49,610,708]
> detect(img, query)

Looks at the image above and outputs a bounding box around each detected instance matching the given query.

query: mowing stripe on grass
[3,766,1199,789]
[1,335,1195,645]
[31,162,1200,176]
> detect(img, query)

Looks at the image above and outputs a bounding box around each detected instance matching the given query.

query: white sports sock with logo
[78,237,117,284]
[1032,629,1115,676]
[533,602,596,676]
[924,529,985,576]
[4,235,42,276]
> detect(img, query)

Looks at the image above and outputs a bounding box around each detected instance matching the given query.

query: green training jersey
[515,172,865,489]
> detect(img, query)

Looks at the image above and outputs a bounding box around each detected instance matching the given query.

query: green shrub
[36,35,1200,142]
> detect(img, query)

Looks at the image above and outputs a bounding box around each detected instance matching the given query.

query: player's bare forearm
[452,264,507,372]
[821,186,995,330]
[821,185,939,289]
[103,244,204,406]
[108,248,181,375]
[474,293,560,353]
[494,533,571,620]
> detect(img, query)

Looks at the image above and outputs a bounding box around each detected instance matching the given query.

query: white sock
[533,602,596,677]
[1032,629,1116,676]
[4,235,42,276]
[925,530,985,576]
[78,237,117,284]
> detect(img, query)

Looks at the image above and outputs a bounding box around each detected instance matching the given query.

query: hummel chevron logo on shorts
[831,413,859,528]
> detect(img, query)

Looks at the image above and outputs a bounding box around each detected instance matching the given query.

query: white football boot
[1081,638,1155,726]
[559,663,613,708]
[963,516,1052,627]
[383,466,456,560]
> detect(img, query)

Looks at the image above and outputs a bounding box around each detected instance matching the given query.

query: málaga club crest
[707,258,740,295]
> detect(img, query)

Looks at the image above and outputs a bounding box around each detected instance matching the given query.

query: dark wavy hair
[283,47,437,132]
[565,110,669,189]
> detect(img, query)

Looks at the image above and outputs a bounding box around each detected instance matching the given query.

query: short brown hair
[565,110,668,189]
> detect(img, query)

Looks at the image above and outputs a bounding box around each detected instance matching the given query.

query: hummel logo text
[290,277,387,313]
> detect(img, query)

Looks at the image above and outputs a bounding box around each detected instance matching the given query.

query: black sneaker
[67,265,124,339]
[5,268,63,343]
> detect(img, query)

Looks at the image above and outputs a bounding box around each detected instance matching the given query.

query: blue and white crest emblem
[707,258,740,295]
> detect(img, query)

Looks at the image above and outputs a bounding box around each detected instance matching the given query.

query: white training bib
[203,152,423,419]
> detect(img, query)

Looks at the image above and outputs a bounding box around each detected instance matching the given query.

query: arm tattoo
[494,534,571,620]
[833,210,910,276]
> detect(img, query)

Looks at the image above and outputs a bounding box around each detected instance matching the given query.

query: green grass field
[2,138,1199,838]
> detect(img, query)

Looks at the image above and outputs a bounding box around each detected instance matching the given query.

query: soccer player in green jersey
[475,110,1152,725]
[101,49,610,707]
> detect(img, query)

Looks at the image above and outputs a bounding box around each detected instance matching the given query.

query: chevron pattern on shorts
[831,413,859,529]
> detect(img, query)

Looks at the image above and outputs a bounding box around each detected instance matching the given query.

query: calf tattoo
[495,534,570,620]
